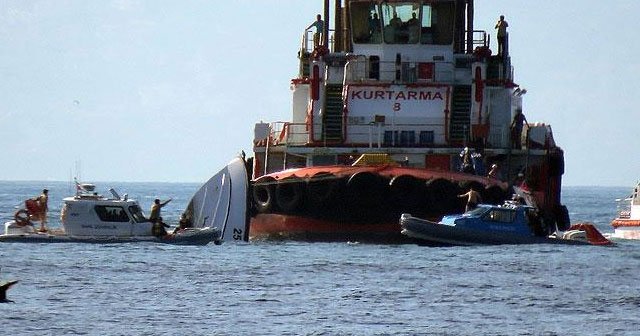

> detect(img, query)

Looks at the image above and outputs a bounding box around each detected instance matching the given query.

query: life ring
[252,178,276,213]
[275,178,305,213]
[14,209,31,227]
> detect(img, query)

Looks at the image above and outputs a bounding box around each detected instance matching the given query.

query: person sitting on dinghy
[172,213,193,234]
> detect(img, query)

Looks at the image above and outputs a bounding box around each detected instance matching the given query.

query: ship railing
[263,121,512,149]
[465,30,489,52]
[301,29,336,54]
[344,58,455,84]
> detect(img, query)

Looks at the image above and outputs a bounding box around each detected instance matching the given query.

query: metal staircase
[449,85,471,144]
[322,84,344,142]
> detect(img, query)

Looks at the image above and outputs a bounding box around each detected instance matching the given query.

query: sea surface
[1,181,639,336]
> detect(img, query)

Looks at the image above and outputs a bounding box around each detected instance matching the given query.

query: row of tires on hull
[252,172,508,223]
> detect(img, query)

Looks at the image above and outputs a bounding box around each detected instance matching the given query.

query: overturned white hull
[185,156,250,243]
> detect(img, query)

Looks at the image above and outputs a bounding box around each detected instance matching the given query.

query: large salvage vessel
[610,181,640,240]
[250,0,568,242]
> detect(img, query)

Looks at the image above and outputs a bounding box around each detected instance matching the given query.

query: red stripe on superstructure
[611,219,640,228]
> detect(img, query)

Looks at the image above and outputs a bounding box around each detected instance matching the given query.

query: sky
[1,1,638,187]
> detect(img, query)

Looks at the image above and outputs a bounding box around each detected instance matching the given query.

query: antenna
[74,160,82,183]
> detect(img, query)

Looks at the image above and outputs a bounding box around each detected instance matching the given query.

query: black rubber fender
[275,178,305,213]
[306,172,343,206]
[425,178,462,215]
[389,175,427,210]
[252,177,276,213]
[346,171,388,207]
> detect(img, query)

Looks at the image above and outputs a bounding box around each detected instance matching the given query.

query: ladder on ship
[449,85,471,144]
[322,84,344,142]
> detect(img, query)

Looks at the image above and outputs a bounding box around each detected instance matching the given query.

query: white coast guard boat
[1,157,250,245]
[611,181,640,239]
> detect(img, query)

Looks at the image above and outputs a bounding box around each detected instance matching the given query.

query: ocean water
[1,181,639,336]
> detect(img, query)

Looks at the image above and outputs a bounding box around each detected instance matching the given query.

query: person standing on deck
[495,15,509,56]
[510,109,528,149]
[149,198,172,223]
[307,14,324,48]
[35,189,49,232]
[458,187,482,212]
[459,147,475,174]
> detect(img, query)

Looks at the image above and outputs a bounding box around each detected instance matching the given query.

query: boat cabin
[440,203,548,237]
[61,188,151,237]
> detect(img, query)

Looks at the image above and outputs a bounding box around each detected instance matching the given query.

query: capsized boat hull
[0,224,220,246]
[400,214,602,246]
[186,156,250,243]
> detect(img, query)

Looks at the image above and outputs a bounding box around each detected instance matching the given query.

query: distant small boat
[0,156,252,245]
[401,202,612,246]
[610,181,640,239]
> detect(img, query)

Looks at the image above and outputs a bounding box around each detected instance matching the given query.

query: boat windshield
[482,208,516,223]
[129,205,148,223]
[466,206,490,217]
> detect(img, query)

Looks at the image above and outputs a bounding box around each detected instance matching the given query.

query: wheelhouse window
[381,2,420,44]
[351,2,382,44]
[94,205,130,222]
[350,1,455,45]
[420,2,454,45]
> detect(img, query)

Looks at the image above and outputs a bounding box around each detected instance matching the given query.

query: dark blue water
[1,182,639,335]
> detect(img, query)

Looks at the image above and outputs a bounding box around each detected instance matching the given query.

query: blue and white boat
[400,202,612,246]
